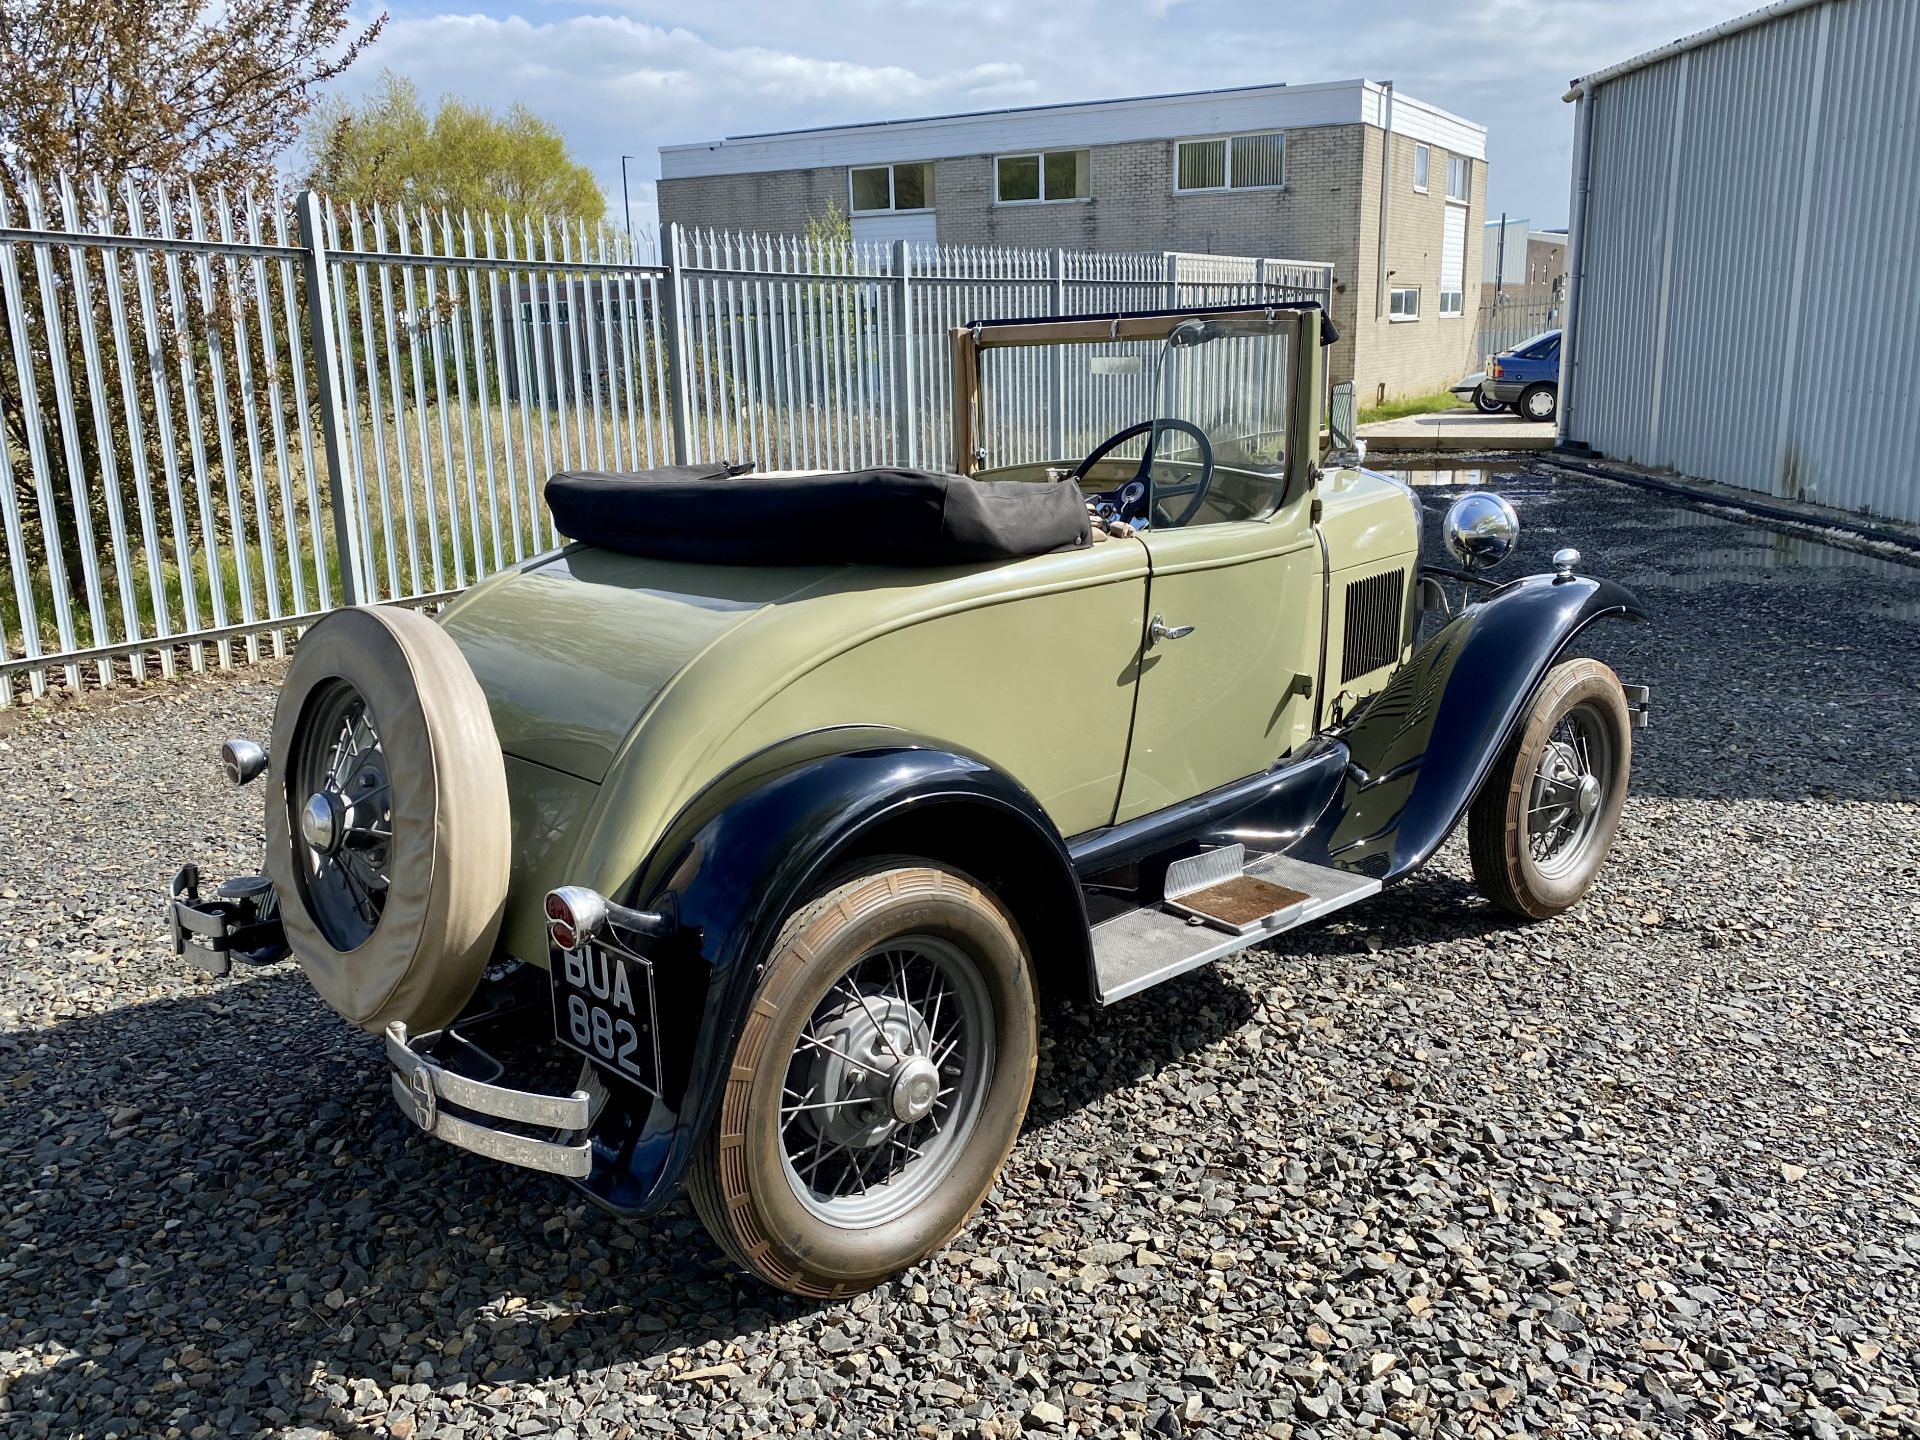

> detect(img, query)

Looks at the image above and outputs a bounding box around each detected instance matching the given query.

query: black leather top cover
[545,465,1092,566]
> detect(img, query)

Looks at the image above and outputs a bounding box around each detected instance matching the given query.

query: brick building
[1524,231,1568,291]
[657,81,1488,404]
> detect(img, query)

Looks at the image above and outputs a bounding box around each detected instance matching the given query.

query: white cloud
[329,0,1753,236]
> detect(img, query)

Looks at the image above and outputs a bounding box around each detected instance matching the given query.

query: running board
[1090,852,1381,1004]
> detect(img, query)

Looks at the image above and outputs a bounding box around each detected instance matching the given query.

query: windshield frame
[950,303,1323,514]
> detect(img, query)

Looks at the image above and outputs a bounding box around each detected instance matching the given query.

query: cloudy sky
[329,0,1745,240]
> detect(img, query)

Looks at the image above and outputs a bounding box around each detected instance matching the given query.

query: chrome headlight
[1442,492,1520,572]
[220,737,269,786]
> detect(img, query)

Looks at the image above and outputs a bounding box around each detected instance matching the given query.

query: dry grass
[3,396,903,677]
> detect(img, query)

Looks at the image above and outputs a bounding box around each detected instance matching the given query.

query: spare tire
[265,605,510,1034]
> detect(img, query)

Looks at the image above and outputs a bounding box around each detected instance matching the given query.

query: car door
[1524,335,1560,383]
[1113,498,1322,823]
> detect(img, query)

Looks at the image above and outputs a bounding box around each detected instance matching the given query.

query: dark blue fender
[573,728,1084,1215]
[1294,573,1645,881]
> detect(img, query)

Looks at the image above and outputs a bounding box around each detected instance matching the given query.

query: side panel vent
[1340,568,1407,682]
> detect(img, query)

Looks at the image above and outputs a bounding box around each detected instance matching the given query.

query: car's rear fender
[1292,573,1646,882]
[573,727,1086,1216]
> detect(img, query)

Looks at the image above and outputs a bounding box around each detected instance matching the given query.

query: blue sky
[329,0,1747,241]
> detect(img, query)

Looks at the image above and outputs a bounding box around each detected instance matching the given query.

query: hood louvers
[1341,569,1407,683]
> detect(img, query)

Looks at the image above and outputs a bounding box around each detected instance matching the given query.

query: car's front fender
[573,727,1083,1216]
[1295,572,1646,881]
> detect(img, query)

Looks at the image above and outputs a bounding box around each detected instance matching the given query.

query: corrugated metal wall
[1564,0,1920,525]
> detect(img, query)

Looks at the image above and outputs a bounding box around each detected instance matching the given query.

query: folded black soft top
[545,465,1092,566]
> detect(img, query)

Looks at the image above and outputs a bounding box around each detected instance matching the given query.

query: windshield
[975,313,1298,527]
[1509,330,1560,357]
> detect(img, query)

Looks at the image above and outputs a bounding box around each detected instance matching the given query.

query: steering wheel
[1071,419,1216,530]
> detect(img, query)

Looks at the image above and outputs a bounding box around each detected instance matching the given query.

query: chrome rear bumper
[384,1021,593,1178]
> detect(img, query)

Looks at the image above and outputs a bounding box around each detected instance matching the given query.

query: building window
[1389,287,1420,322]
[995,149,1090,204]
[1446,156,1470,202]
[1413,144,1429,193]
[849,162,934,213]
[1439,289,1463,317]
[1175,131,1286,192]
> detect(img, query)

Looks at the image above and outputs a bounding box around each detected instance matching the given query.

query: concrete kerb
[1358,411,1556,452]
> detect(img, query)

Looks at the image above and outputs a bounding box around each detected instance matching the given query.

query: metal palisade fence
[1471,289,1561,371]
[0,169,1331,705]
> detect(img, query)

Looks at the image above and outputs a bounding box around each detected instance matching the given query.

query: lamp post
[620,154,638,244]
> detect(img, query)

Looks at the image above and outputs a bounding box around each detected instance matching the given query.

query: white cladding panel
[661,80,1485,179]
[1358,88,1489,158]
[1441,207,1467,295]
[850,211,938,247]
[1565,0,1920,524]
[1482,218,1530,283]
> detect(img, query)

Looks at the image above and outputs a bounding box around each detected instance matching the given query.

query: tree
[0,0,384,623]
[804,200,853,257]
[306,73,606,227]
[0,0,384,195]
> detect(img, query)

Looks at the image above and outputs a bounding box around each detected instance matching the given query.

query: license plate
[550,941,661,1094]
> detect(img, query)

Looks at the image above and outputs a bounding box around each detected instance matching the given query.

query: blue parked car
[1482,329,1562,422]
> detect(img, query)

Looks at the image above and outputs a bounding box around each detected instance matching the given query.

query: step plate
[1165,875,1310,934]
[1163,843,1247,900]
[1091,853,1382,1004]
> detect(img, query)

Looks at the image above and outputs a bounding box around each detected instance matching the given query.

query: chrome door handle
[1148,614,1195,645]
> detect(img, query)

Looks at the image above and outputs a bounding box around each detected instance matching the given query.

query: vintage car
[170,304,1649,1298]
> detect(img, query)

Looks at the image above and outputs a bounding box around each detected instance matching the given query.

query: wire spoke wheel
[686,861,1038,1298]
[776,936,993,1228]
[265,604,510,1033]
[1525,703,1613,879]
[288,679,393,950]
[1468,657,1632,920]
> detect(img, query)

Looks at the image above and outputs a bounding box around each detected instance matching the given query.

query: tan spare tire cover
[265,605,511,1034]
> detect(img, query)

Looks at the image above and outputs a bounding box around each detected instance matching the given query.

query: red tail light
[544,891,579,950]
[544,885,670,952]
[546,886,610,951]
[1491,360,1504,379]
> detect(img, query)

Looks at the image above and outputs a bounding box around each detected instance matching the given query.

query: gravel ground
[2,466,1917,1440]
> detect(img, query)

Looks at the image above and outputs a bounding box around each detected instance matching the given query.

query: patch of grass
[2,537,347,671]
[1358,390,1468,426]
[3,396,890,677]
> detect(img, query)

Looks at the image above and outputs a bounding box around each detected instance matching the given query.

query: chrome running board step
[1091,851,1381,1004]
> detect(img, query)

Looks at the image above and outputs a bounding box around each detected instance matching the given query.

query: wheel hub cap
[799,994,932,1149]
[1574,772,1602,817]
[300,791,342,854]
[888,1055,941,1124]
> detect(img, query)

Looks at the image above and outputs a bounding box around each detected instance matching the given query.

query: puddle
[1371,459,1920,623]
[1647,504,1920,619]
[1372,461,1520,490]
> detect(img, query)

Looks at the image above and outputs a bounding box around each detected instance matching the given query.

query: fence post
[1163,250,1181,309]
[296,190,365,608]
[1048,247,1067,456]
[1257,257,1270,301]
[892,239,916,469]
[660,222,694,465]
